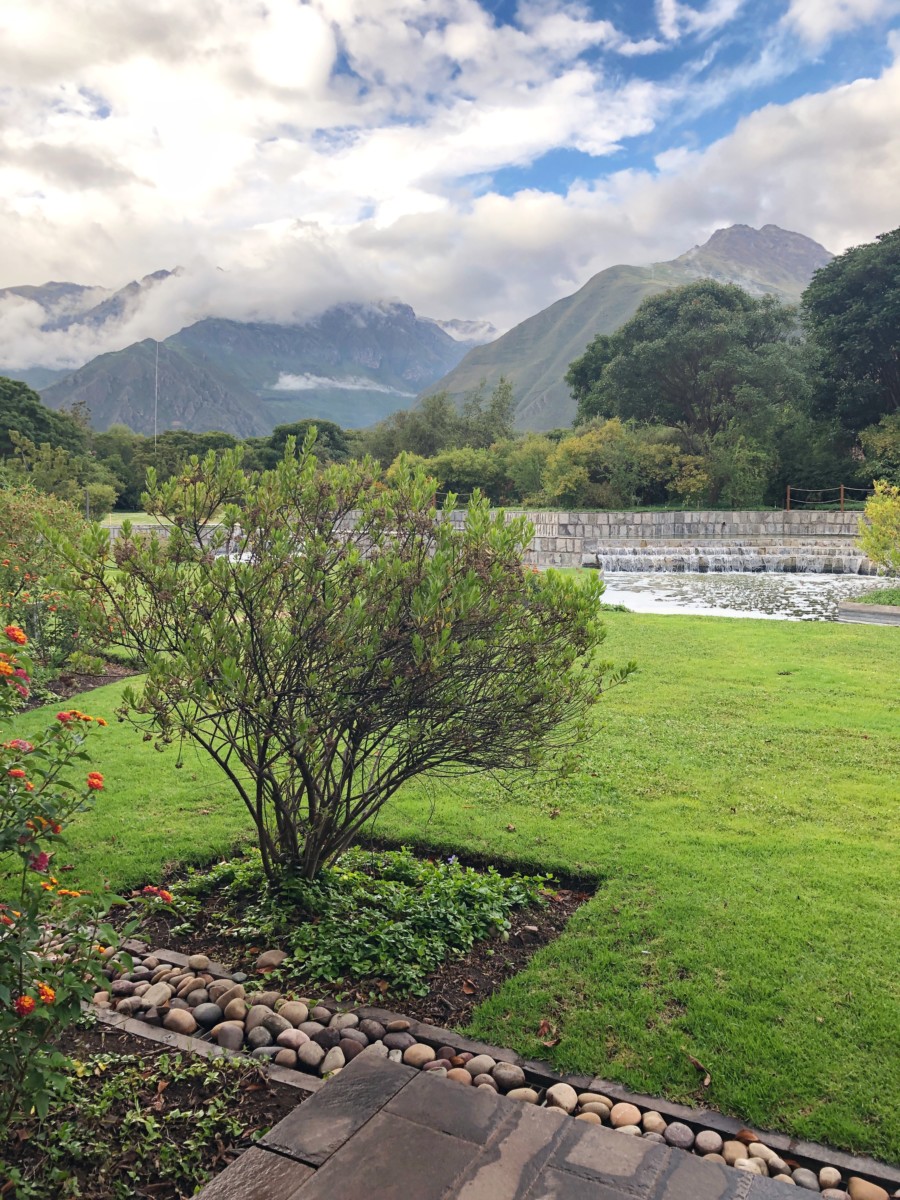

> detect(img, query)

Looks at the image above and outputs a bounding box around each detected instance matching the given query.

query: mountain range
[0,224,831,436]
[427,224,832,430]
[39,303,481,436]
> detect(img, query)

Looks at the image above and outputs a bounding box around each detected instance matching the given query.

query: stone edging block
[87,1004,323,1094]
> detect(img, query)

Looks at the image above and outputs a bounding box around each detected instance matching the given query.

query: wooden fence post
[786,485,791,511]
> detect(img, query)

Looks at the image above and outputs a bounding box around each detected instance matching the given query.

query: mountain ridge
[38,302,475,435]
[426,224,832,430]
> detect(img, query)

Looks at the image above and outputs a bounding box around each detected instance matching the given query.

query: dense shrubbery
[175,846,551,996]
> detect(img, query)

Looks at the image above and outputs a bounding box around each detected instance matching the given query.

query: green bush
[176,847,552,997]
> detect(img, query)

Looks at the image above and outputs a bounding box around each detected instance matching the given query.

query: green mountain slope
[428,224,832,430]
[42,338,268,437]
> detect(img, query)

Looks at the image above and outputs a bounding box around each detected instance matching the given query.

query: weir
[108,509,880,576]
[500,509,879,574]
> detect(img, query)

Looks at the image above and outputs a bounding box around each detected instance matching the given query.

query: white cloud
[784,0,900,44]
[655,0,745,41]
[0,1,898,374]
[272,373,415,394]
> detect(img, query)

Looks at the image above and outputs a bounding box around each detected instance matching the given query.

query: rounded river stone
[329,1012,359,1031]
[277,1028,311,1050]
[793,1168,822,1190]
[163,1009,197,1035]
[245,1005,275,1032]
[192,1003,224,1028]
[464,1055,496,1077]
[546,1084,578,1114]
[492,1063,526,1091]
[664,1122,695,1150]
[384,1032,416,1051]
[403,1043,436,1067]
[359,1019,386,1041]
[296,1042,326,1070]
[216,1024,245,1051]
[694,1130,723,1155]
[246,1027,273,1049]
[277,1001,309,1027]
[610,1102,641,1128]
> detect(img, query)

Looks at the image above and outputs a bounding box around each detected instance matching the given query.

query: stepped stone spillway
[507,510,879,574]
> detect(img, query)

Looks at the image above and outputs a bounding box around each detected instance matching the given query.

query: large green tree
[567,281,811,450]
[61,435,631,882]
[0,377,87,459]
[803,226,900,432]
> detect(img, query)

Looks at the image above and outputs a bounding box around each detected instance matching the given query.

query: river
[597,572,887,621]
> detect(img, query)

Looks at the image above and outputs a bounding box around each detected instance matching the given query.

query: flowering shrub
[0,625,128,1125]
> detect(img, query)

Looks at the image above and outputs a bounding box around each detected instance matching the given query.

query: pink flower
[29,851,50,873]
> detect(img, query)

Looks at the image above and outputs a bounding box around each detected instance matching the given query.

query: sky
[1,0,900,369]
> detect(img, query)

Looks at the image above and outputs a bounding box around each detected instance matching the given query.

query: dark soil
[24,660,140,711]
[0,1021,303,1200]
[128,884,590,1029]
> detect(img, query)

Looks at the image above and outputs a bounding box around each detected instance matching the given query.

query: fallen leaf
[461,979,476,995]
[548,808,561,819]
[736,1129,760,1145]
[538,1018,553,1037]
[686,1053,710,1088]
[542,1037,561,1047]
[505,824,516,832]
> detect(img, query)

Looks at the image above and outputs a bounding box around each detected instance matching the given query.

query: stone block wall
[481,510,863,568]
[107,510,864,570]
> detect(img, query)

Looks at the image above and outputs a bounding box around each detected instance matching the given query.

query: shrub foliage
[62,436,632,882]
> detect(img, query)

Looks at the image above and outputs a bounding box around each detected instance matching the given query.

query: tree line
[1,225,897,514]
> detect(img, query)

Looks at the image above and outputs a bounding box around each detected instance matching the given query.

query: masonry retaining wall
[109,510,866,571]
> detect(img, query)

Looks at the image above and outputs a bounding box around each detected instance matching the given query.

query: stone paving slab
[196,1056,815,1200]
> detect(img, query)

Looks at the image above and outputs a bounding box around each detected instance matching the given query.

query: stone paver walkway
[196,1054,800,1200]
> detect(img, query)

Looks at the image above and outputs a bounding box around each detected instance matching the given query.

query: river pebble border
[91,942,899,1200]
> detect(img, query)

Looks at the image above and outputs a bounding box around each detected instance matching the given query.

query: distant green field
[11,613,899,1159]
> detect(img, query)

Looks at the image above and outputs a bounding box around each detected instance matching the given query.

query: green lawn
[858,585,900,606]
[12,614,900,1160]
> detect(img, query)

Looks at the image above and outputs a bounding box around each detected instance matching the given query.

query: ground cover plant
[0,1029,300,1200]
[155,845,551,997]
[10,612,900,1161]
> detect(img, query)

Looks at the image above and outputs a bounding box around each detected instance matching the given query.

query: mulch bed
[127,883,589,1028]
[23,661,140,711]
[1,1021,303,1200]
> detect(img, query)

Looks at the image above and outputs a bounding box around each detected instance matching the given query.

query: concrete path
[196,1054,799,1200]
